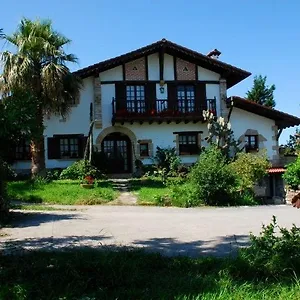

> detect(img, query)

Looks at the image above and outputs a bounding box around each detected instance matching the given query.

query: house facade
[12,39,300,197]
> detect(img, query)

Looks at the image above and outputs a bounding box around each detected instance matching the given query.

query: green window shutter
[115,82,126,110]
[195,83,207,111]
[145,82,156,110]
[47,137,60,159]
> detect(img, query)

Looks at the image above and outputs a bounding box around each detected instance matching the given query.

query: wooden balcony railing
[112,98,217,124]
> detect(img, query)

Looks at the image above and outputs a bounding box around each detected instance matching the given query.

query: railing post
[112,97,115,116]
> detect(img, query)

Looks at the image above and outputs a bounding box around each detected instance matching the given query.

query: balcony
[112,98,217,125]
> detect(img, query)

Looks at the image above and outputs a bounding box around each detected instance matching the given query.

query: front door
[101,133,132,173]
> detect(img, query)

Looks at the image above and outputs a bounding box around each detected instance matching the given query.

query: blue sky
[1,0,299,143]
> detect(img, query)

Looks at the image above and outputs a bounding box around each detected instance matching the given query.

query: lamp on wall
[159,80,165,94]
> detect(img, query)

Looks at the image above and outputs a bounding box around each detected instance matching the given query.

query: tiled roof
[74,38,251,88]
[268,168,286,174]
[230,96,300,129]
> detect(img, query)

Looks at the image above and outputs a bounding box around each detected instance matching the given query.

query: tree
[0,19,81,176]
[246,75,276,108]
[281,128,300,156]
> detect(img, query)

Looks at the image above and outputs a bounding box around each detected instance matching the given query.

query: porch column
[94,76,102,129]
[219,78,229,119]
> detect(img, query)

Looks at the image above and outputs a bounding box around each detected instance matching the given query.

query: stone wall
[286,189,300,205]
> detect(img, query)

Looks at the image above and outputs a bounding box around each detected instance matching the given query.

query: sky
[1,0,299,143]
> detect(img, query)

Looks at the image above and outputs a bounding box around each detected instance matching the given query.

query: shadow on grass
[0,240,297,299]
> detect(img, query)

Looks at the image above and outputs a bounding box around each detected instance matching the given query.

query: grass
[130,177,170,205]
[7,180,118,205]
[0,249,299,299]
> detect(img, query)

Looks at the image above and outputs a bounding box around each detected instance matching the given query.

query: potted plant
[80,175,95,189]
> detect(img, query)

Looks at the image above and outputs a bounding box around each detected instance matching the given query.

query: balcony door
[126,85,145,113]
[101,133,132,173]
[176,85,195,113]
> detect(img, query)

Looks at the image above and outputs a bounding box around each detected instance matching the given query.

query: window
[15,140,31,160]
[178,134,199,155]
[139,143,149,157]
[245,135,258,152]
[177,85,195,113]
[126,85,145,113]
[60,137,79,158]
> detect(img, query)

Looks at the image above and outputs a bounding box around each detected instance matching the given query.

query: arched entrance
[101,132,132,173]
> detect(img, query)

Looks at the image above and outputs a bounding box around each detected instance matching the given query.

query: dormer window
[245,135,258,152]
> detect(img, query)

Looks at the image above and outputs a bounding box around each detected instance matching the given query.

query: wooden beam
[145,56,149,81]
[173,56,177,81]
[122,63,126,81]
[276,128,283,141]
[159,48,165,81]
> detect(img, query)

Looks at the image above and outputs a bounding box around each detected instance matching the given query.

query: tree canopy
[246,75,276,108]
[0,18,81,176]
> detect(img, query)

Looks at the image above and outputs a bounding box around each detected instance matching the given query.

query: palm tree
[0,19,81,176]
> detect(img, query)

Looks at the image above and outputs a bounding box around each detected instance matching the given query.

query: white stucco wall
[101,84,115,129]
[148,53,160,80]
[198,66,220,81]
[230,108,276,159]
[98,123,209,165]
[100,66,123,81]
[164,54,175,80]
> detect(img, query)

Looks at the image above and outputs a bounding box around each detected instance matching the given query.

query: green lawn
[130,177,171,205]
[7,180,118,205]
[0,249,299,299]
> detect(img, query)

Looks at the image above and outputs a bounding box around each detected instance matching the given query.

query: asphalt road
[1,205,299,257]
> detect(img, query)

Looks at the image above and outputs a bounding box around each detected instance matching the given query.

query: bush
[190,146,237,206]
[154,147,180,176]
[241,216,300,276]
[230,151,270,193]
[60,160,103,180]
[283,156,300,190]
[170,182,202,207]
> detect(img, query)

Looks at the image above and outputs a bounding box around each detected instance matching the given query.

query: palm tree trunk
[31,107,46,177]
[31,136,46,177]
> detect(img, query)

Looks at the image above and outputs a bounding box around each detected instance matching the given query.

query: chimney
[207,49,221,59]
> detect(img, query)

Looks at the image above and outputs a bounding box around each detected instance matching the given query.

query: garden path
[109,179,137,205]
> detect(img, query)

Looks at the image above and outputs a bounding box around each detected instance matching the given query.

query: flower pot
[80,184,94,189]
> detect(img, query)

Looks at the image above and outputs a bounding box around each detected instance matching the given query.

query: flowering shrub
[203,110,239,157]
[82,175,95,185]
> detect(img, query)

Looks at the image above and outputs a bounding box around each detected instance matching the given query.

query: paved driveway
[1,205,300,257]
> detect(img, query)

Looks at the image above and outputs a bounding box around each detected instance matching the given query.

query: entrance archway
[101,132,132,173]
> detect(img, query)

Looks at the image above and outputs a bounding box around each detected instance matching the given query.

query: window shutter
[145,82,156,111]
[196,83,207,111]
[115,82,126,110]
[47,137,60,159]
[79,136,88,158]
[167,83,177,110]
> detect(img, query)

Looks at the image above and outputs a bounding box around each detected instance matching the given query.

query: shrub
[60,160,103,180]
[230,151,270,192]
[190,146,237,206]
[241,216,300,276]
[283,156,300,190]
[45,169,62,181]
[154,147,180,176]
[170,182,202,207]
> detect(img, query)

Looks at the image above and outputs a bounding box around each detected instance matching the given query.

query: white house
[13,39,300,198]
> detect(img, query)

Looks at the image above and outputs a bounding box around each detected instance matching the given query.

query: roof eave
[230,96,300,129]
